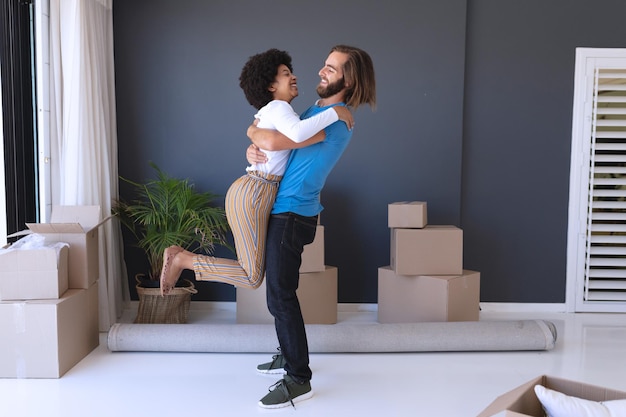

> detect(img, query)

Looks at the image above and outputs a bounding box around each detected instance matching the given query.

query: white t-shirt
[246,100,339,175]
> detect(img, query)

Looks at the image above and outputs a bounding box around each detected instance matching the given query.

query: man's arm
[247,124,326,151]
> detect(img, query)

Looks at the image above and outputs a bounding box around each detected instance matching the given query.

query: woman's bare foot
[160,245,184,297]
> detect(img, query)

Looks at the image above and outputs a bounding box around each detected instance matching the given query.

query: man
[247,44,376,409]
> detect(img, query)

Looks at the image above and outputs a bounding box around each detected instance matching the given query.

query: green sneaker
[258,375,314,409]
[256,352,286,375]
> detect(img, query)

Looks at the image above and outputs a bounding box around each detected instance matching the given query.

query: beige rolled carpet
[107,319,556,353]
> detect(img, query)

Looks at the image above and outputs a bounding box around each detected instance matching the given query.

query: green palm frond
[112,162,230,280]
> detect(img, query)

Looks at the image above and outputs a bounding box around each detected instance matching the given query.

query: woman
[160,48,352,295]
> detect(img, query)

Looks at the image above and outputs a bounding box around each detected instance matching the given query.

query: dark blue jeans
[265,212,318,383]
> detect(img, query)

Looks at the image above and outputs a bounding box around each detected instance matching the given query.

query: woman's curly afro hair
[239,48,293,110]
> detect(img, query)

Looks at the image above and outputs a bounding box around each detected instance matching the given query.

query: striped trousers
[192,171,281,288]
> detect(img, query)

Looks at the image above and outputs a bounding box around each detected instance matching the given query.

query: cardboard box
[300,225,325,273]
[388,201,427,228]
[0,282,99,378]
[298,266,338,324]
[236,279,272,324]
[477,375,626,417]
[377,267,480,323]
[237,266,338,324]
[12,206,108,289]
[390,225,463,275]
[0,244,69,300]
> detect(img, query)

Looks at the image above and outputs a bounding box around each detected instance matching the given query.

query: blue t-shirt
[271,103,353,216]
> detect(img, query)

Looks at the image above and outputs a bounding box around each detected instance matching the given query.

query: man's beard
[317,76,346,99]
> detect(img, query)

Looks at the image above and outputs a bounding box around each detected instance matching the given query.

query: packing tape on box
[11,303,27,378]
[14,353,26,379]
[12,303,26,333]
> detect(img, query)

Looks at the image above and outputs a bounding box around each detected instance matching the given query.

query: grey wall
[462,1,626,302]
[113,0,626,303]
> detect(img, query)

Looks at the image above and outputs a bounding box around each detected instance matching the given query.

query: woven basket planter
[134,275,198,324]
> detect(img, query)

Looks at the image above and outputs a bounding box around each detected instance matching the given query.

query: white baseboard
[479,302,567,313]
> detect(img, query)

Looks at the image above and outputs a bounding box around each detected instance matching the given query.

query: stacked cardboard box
[378,201,480,323]
[0,206,103,378]
[236,224,338,324]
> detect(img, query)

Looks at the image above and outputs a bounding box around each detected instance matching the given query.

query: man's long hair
[331,45,377,110]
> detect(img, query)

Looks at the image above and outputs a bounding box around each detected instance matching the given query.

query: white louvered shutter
[568,48,626,312]
[586,69,626,301]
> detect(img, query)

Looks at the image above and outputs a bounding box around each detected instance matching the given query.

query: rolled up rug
[107,319,556,353]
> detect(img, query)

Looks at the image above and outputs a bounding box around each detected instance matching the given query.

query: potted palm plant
[113,162,230,323]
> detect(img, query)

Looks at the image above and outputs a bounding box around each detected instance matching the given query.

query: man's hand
[334,106,354,130]
[246,144,268,165]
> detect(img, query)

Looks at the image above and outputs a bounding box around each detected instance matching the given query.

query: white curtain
[49,0,128,330]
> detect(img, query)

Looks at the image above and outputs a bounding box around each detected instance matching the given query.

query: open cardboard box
[477,375,626,416]
[9,206,110,289]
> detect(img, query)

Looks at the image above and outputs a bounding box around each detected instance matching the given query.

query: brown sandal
[160,245,184,297]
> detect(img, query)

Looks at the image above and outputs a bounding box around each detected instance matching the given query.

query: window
[567,48,626,312]
[0,0,38,241]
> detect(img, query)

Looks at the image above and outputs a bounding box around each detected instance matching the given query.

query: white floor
[1,306,626,417]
